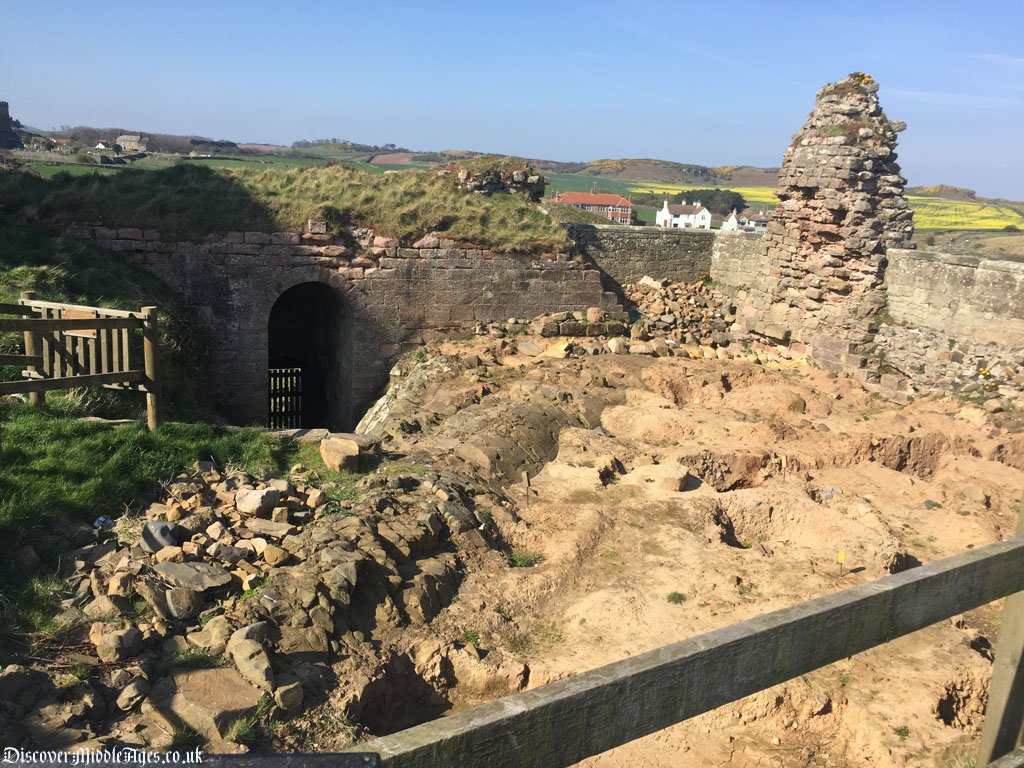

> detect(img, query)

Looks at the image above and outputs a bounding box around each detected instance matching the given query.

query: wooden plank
[990,749,1024,768]
[0,317,141,332]
[0,354,43,366]
[0,302,40,316]
[360,537,1024,768]
[142,306,159,430]
[19,298,139,318]
[62,308,99,339]
[0,370,145,395]
[979,513,1024,764]
[19,292,42,406]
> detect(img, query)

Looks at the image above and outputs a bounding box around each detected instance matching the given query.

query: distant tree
[1003,224,1020,232]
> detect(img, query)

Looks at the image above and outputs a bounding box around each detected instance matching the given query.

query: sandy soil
[423,344,1022,767]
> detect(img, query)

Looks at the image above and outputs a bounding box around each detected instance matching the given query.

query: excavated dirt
[7,334,1021,766]
[359,336,1024,768]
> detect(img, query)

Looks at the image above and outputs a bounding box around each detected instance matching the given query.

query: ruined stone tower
[0,101,24,149]
[761,73,914,373]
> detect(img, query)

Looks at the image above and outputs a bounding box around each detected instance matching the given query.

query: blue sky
[3,0,1023,197]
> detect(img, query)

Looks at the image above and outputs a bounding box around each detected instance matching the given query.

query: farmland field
[906,196,1024,230]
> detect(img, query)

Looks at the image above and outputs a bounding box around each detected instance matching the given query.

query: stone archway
[267,281,346,430]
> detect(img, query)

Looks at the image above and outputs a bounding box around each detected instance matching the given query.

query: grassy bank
[0,163,570,252]
[0,224,210,420]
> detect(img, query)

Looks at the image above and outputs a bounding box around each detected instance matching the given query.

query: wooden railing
[0,291,160,429]
[352,519,1024,768]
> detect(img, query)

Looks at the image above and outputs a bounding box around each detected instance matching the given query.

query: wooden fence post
[19,291,40,407]
[979,511,1024,765]
[141,306,159,431]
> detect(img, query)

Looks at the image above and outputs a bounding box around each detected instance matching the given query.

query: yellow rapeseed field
[629,183,1024,230]
[906,197,1024,230]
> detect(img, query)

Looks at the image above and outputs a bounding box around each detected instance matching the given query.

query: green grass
[462,629,480,645]
[0,224,211,420]
[0,406,296,660]
[0,162,570,253]
[666,591,686,604]
[507,551,543,568]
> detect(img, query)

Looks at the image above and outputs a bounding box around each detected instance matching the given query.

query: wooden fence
[0,291,160,429]
[353,519,1024,768]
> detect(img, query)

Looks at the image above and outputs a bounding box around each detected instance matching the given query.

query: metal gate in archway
[268,366,302,429]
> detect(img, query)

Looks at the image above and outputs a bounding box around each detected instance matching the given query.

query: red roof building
[551,191,633,225]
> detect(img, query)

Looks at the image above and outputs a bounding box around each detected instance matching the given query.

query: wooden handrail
[357,536,1024,768]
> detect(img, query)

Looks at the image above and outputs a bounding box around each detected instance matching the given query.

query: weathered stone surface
[235,488,280,517]
[244,518,296,538]
[145,667,263,740]
[263,544,290,567]
[152,562,232,592]
[116,678,151,711]
[320,433,380,472]
[187,615,231,656]
[228,638,275,692]
[755,72,914,373]
[166,587,202,620]
[140,521,182,553]
[93,626,143,663]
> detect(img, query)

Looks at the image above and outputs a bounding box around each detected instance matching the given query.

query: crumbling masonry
[748,73,915,373]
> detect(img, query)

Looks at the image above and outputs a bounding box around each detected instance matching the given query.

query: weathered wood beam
[979,512,1024,764]
[0,354,42,366]
[0,302,40,316]
[0,317,141,332]
[17,297,141,318]
[0,370,145,395]
[359,537,1024,768]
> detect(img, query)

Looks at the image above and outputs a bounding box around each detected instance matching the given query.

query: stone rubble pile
[1,450,512,751]
[624,275,735,347]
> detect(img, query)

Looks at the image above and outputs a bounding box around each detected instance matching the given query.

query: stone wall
[0,101,22,149]
[567,224,715,288]
[742,73,914,374]
[65,225,618,429]
[872,249,1024,395]
[709,233,770,291]
[885,249,1024,343]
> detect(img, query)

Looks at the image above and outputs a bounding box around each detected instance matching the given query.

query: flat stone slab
[244,518,297,538]
[144,667,263,740]
[152,561,231,592]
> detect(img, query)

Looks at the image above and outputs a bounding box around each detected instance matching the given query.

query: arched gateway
[266,281,346,430]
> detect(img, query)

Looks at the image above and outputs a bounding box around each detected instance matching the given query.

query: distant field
[906,196,1024,230]
[181,155,329,170]
[25,161,120,178]
[629,183,778,207]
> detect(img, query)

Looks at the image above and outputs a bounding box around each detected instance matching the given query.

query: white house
[721,209,770,234]
[739,211,770,234]
[655,200,712,229]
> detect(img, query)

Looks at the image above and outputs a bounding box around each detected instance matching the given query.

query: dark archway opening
[268,282,345,430]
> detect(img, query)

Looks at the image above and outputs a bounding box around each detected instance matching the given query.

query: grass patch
[1,163,570,253]
[0,224,212,420]
[154,647,226,678]
[239,574,268,602]
[286,440,363,501]
[507,551,543,568]
[666,591,686,605]
[462,629,480,645]
[0,404,295,661]
[893,725,910,741]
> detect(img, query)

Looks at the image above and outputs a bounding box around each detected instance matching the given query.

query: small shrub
[507,551,543,568]
[666,592,686,605]
[893,725,910,740]
[462,629,480,645]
